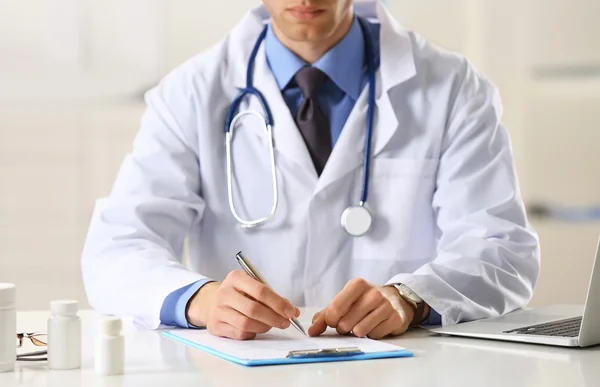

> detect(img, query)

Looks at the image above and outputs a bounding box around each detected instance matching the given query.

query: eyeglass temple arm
[17,350,47,357]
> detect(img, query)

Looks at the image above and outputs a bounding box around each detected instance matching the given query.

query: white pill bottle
[47,300,81,370]
[95,317,125,375]
[0,283,16,373]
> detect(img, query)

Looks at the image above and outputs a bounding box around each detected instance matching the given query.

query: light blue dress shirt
[159,17,441,328]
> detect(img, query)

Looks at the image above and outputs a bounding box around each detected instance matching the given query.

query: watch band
[411,302,428,326]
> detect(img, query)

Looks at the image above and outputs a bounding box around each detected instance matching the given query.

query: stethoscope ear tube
[225,25,273,133]
[226,110,278,228]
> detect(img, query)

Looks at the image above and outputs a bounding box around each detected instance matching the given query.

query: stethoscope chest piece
[341,205,373,237]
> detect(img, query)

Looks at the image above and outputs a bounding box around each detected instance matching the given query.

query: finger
[211,321,257,341]
[308,312,328,337]
[312,310,324,323]
[325,278,371,328]
[219,306,273,334]
[352,303,391,338]
[226,288,291,330]
[367,314,406,340]
[286,300,301,318]
[230,271,297,319]
[336,289,384,335]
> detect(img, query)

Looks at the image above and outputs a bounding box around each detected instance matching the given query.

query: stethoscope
[225,16,376,237]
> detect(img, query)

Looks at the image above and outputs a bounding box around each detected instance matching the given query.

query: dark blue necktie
[294,66,332,176]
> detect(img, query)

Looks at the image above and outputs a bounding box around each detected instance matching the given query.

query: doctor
[82,0,540,341]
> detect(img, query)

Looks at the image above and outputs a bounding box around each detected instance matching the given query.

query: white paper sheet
[170,327,406,361]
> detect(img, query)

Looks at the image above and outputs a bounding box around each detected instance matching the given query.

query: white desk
[2,310,599,387]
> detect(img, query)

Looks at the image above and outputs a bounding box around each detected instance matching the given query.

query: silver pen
[235,251,307,336]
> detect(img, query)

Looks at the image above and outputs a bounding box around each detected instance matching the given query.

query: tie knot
[294,66,327,99]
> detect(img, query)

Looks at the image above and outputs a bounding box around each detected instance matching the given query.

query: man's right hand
[185,270,300,340]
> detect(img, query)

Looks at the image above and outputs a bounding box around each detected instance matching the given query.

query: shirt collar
[265,25,306,91]
[265,17,365,100]
[313,17,365,100]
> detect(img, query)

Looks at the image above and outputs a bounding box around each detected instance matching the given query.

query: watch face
[399,285,422,303]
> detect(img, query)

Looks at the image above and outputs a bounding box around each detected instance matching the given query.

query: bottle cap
[50,300,79,316]
[0,283,16,305]
[99,317,122,335]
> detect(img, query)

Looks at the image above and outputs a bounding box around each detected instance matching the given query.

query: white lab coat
[81,0,540,329]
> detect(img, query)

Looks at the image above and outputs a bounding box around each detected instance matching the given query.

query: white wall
[1,0,599,311]
[162,0,258,72]
[0,0,260,310]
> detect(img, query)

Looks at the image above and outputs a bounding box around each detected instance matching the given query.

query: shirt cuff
[159,279,213,328]
[421,308,442,326]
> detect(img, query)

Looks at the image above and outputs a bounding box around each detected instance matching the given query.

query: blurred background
[1,0,599,311]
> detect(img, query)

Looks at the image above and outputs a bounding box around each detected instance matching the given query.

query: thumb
[312,309,324,323]
[308,310,327,337]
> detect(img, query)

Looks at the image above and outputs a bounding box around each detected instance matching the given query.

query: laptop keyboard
[503,316,582,337]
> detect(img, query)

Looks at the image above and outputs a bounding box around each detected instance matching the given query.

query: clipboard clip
[286,347,364,359]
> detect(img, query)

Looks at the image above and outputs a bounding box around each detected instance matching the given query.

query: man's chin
[284,25,332,43]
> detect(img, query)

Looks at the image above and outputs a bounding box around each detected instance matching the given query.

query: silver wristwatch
[393,284,423,309]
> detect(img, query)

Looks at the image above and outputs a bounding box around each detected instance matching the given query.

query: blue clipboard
[162,331,414,367]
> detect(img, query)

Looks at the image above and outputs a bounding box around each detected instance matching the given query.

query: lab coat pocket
[351,158,438,262]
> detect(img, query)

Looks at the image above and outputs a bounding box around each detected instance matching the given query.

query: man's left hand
[308,278,415,339]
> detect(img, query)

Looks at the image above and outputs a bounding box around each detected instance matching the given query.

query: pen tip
[299,325,307,336]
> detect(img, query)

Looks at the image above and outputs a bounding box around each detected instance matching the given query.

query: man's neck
[271,14,354,64]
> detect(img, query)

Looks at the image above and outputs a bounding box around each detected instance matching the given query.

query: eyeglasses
[16,332,47,348]
[16,332,48,362]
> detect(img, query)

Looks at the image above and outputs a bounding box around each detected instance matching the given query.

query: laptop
[431,238,600,347]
